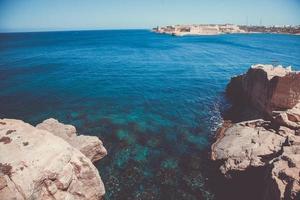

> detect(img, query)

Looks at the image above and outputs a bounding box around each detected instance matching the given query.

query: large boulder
[0,118,105,200]
[36,118,107,163]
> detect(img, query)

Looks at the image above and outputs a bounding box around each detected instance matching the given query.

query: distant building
[153,24,300,36]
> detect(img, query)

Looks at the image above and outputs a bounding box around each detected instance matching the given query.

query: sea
[0,30,300,200]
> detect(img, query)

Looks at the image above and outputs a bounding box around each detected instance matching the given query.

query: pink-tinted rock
[227,64,300,113]
[211,120,286,174]
[265,145,300,200]
[227,64,300,130]
[212,64,300,199]
[0,118,105,200]
[273,103,300,129]
[36,118,107,163]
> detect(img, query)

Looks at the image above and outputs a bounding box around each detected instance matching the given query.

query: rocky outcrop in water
[212,64,300,200]
[0,118,106,200]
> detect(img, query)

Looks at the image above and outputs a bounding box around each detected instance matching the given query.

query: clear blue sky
[0,0,300,32]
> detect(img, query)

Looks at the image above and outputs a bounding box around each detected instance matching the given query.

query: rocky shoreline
[1,64,299,200]
[0,118,107,199]
[211,64,300,199]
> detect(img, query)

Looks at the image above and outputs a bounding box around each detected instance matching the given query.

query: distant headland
[153,24,300,36]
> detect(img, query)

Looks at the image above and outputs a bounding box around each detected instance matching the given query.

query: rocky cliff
[0,118,107,200]
[212,64,300,200]
[226,64,300,128]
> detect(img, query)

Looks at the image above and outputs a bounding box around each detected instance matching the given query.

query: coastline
[153,30,300,37]
[2,64,299,200]
[153,24,300,36]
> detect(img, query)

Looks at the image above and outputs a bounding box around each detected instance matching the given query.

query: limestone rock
[213,64,300,199]
[36,118,107,163]
[265,145,300,200]
[212,119,300,199]
[0,118,105,200]
[273,103,300,130]
[211,120,286,174]
[227,64,300,122]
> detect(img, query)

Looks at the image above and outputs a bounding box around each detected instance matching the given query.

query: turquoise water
[0,30,300,199]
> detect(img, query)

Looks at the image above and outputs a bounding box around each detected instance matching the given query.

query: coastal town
[153,24,300,36]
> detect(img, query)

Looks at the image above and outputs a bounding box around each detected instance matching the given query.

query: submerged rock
[36,118,107,163]
[0,118,106,200]
[212,64,300,199]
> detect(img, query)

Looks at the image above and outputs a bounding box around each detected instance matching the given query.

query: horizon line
[1,23,299,34]
[0,27,151,34]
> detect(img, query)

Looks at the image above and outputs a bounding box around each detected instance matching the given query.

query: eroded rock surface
[227,64,300,112]
[0,118,105,200]
[273,103,300,130]
[227,64,300,129]
[212,64,300,199]
[266,145,300,200]
[36,118,107,163]
[212,120,286,174]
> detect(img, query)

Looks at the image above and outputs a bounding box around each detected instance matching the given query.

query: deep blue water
[0,30,300,199]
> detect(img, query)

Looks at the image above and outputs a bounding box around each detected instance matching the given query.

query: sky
[0,0,300,32]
